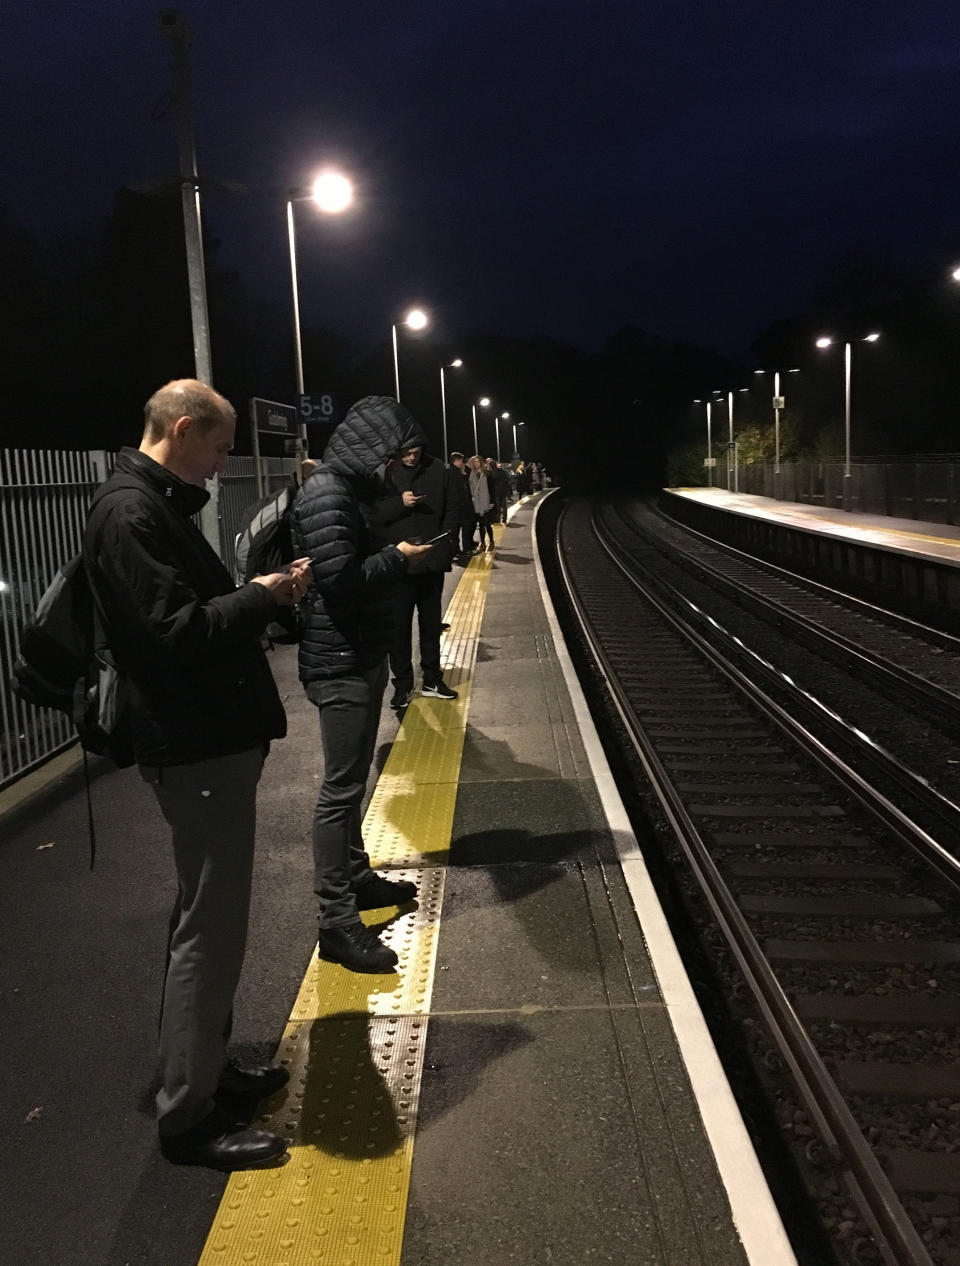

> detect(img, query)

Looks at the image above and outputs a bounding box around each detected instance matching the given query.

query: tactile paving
[198,536,499,1266]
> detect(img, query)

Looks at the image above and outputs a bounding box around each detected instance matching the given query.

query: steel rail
[554,499,937,1266]
[595,508,960,899]
[604,502,960,734]
[655,496,960,654]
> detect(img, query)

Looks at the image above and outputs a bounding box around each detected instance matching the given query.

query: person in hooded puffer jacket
[293,397,434,973]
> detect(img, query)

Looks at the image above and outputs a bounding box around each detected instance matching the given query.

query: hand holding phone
[424,531,452,546]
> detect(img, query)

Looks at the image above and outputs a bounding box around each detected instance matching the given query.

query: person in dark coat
[492,461,510,524]
[293,397,433,973]
[83,378,310,1171]
[373,438,461,708]
[447,451,476,558]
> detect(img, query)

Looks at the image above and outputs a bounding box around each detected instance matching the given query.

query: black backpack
[234,483,302,644]
[11,555,134,866]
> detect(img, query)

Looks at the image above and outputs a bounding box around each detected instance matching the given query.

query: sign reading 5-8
[299,393,341,426]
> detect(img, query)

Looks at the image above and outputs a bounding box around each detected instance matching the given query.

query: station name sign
[252,397,298,437]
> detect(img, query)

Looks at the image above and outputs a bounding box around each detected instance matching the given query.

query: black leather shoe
[355,874,417,910]
[217,1061,290,1099]
[390,690,409,709]
[317,921,398,973]
[161,1111,287,1171]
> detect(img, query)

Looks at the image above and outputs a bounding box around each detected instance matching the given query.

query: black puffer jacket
[294,397,418,681]
[82,448,286,765]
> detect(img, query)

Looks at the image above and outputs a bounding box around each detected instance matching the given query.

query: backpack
[234,482,302,644]
[11,555,134,867]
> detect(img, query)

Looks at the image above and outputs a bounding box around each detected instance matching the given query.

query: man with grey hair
[83,379,311,1171]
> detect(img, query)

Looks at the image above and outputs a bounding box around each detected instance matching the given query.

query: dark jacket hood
[323,396,427,479]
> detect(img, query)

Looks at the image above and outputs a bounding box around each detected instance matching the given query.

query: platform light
[439,357,464,458]
[392,308,430,400]
[311,169,354,214]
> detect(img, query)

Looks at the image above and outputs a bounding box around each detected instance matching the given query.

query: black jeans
[306,660,388,928]
[475,510,494,547]
[389,570,444,695]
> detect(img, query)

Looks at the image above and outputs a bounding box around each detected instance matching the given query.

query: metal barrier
[739,459,960,523]
[0,449,296,789]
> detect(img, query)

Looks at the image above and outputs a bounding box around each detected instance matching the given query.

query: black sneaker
[355,874,417,910]
[317,921,398,973]
[390,690,410,709]
[440,622,451,632]
[421,680,458,700]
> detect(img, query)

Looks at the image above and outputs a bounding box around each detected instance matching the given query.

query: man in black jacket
[293,397,433,973]
[83,379,311,1172]
[374,439,461,708]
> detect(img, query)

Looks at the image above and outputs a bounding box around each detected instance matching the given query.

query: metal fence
[0,449,295,789]
[738,459,960,523]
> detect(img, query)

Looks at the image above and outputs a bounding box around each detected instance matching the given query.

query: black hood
[323,396,427,479]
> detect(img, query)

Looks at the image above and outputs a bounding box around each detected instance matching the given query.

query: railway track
[551,495,960,1266]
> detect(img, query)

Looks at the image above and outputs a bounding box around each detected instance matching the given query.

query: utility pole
[158,9,221,555]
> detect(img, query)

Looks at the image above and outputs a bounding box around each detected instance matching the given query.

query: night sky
[5,1,960,360]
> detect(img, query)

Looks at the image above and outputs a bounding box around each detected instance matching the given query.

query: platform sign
[252,397,298,436]
[772,395,785,410]
[703,457,718,467]
[299,393,341,427]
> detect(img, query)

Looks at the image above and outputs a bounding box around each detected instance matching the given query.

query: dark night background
[4,1,960,490]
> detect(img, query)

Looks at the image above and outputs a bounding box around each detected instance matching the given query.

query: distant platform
[667,487,960,568]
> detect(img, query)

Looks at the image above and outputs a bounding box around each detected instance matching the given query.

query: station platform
[0,493,793,1266]
[668,486,960,567]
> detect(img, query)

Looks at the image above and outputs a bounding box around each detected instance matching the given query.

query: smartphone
[423,532,451,546]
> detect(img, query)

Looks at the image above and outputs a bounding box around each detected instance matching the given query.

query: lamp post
[815,333,880,495]
[513,420,524,459]
[495,412,510,463]
[694,399,714,485]
[286,168,354,441]
[439,358,462,462]
[754,368,800,479]
[471,397,490,454]
[392,308,429,401]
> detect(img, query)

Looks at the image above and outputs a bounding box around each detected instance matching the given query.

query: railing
[738,459,960,523]
[0,449,296,789]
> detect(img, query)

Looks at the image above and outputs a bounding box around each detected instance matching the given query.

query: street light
[287,169,355,407]
[754,367,800,476]
[513,419,525,459]
[815,333,880,487]
[439,358,463,462]
[495,412,510,463]
[471,397,490,453]
[392,307,429,401]
[693,399,714,486]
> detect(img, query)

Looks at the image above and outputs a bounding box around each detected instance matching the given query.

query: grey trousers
[140,746,265,1137]
[305,660,388,928]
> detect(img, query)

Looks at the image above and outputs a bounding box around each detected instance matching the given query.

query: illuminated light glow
[404,309,428,330]
[479,397,490,407]
[450,358,463,367]
[816,337,833,348]
[953,267,960,282]
[502,412,510,420]
[311,169,353,214]
[864,332,880,342]
[0,579,8,593]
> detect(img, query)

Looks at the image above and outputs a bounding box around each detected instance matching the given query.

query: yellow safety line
[198,529,502,1266]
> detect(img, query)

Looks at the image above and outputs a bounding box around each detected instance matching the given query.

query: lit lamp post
[392,307,429,402]
[513,420,524,459]
[287,169,354,417]
[439,358,462,462]
[471,397,490,454]
[693,399,714,486]
[495,412,510,463]
[754,368,800,479]
[815,333,880,494]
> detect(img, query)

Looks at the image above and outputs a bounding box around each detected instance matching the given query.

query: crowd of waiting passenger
[78,383,550,1173]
